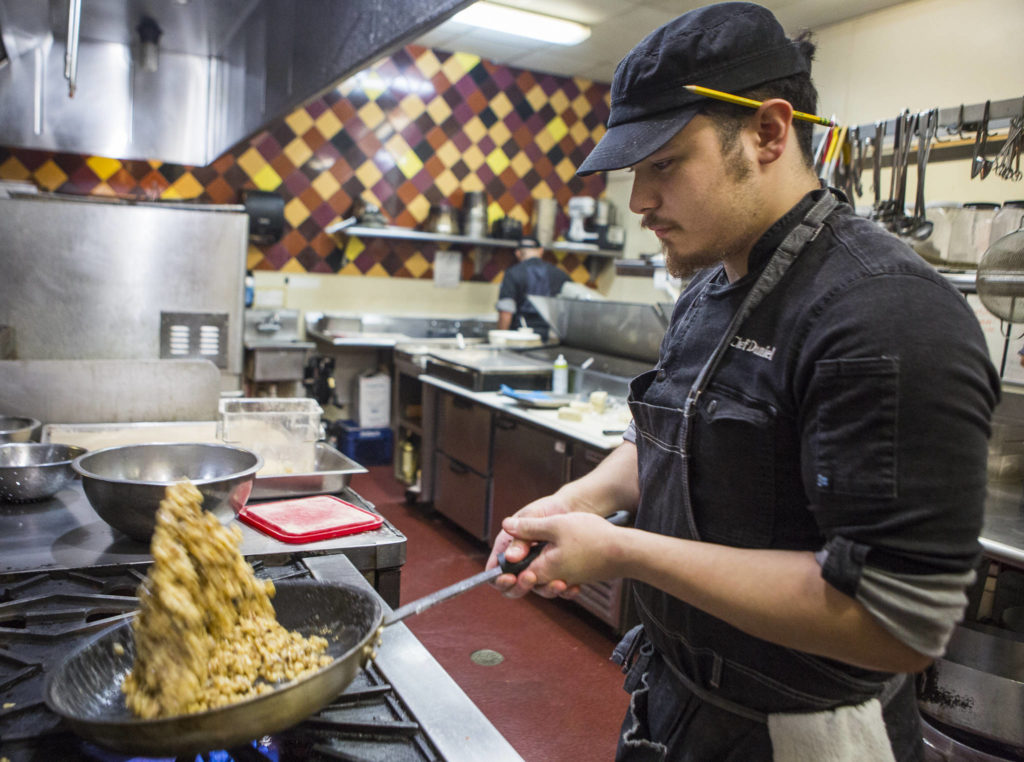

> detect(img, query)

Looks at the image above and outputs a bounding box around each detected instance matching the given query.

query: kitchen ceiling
[413,0,916,83]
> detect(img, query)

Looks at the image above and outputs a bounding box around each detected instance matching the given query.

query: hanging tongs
[972,100,993,180]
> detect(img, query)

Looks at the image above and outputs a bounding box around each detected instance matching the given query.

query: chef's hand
[486,493,575,595]
[492,511,624,600]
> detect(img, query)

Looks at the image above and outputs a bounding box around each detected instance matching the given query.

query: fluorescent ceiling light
[453,2,591,45]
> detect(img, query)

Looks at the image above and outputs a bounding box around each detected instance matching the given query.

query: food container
[991,201,1024,246]
[218,398,323,476]
[947,202,1000,267]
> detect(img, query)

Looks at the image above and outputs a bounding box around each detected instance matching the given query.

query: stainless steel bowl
[72,443,263,541]
[0,443,87,502]
[0,416,42,443]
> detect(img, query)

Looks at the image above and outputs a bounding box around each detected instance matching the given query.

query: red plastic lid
[238,495,383,543]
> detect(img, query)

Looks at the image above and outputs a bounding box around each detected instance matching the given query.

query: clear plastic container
[947,202,1000,266]
[218,398,323,475]
[991,201,1024,246]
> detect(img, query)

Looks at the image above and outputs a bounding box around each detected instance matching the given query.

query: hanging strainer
[976,225,1024,323]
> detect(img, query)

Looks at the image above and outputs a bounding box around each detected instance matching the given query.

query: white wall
[812,0,1024,206]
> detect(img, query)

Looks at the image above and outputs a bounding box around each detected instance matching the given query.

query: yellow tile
[510,152,532,178]
[546,116,568,144]
[282,258,307,273]
[436,142,460,169]
[533,179,553,198]
[357,100,386,130]
[237,147,267,178]
[571,93,592,119]
[385,133,412,160]
[485,148,509,176]
[345,236,366,260]
[283,137,314,168]
[354,160,383,189]
[340,261,362,275]
[486,200,505,225]
[569,264,590,283]
[172,172,204,198]
[284,197,310,228]
[359,69,388,100]
[569,120,589,144]
[407,195,431,223]
[463,116,486,144]
[555,157,577,183]
[535,128,555,153]
[435,169,459,197]
[525,84,547,112]
[396,150,424,180]
[489,92,513,120]
[252,164,283,191]
[549,91,570,115]
[0,156,30,180]
[86,156,121,181]
[365,262,390,278]
[285,109,314,137]
[311,170,340,200]
[246,247,265,269]
[361,189,383,210]
[400,94,426,121]
[488,121,511,148]
[33,160,68,191]
[414,49,442,79]
[461,175,484,193]
[427,97,452,125]
[442,52,476,83]
[91,182,116,197]
[461,145,485,172]
[405,251,430,278]
[315,109,342,140]
[454,52,481,73]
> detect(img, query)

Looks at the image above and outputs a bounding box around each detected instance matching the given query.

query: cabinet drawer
[434,452,491,541]
[436,392,492,474]
[576,579,634,633]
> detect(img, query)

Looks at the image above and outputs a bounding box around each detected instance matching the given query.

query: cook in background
[495,236,570,341]
[487,3,1000,761]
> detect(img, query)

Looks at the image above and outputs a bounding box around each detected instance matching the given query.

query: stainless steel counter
[0,480,406,581]
[980,482,1024,568]
[421,375,629,451]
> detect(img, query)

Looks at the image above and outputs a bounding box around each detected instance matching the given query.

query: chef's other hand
[497,511,624,600]
[486,492,573,594]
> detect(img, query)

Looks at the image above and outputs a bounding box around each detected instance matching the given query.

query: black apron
[616,192,918,760]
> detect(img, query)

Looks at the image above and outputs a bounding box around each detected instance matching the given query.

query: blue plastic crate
[336,419,393,466]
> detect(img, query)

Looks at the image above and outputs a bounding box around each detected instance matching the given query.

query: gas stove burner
[1,560,441,762]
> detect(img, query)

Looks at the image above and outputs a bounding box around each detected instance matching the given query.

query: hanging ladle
[906,108,938,242]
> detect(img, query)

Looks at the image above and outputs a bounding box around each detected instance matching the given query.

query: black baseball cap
[518,236,541,248]
[577,2,812,176]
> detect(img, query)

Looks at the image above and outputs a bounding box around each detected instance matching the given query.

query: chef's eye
[651,158,673,171]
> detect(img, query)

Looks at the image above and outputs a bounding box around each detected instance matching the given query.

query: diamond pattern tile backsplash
[0,45,611,285]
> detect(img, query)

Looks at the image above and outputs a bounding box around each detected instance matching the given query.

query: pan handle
[384,510,633,625]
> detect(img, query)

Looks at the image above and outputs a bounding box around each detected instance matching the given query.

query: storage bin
[218,397,322,474]
[335,419,393,466]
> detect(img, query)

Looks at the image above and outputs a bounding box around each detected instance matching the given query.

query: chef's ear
[751,99,793,165]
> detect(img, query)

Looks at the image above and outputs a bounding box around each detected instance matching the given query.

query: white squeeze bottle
[552,353,569,395]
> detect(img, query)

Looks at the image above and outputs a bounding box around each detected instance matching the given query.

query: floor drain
[470,649,505,666]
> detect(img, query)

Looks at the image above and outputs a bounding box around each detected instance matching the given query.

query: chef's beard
[658,148,756,280]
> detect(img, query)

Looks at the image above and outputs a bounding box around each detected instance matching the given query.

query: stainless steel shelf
[327,222,621,257]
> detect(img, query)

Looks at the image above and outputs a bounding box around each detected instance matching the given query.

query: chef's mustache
[641,216,672,230]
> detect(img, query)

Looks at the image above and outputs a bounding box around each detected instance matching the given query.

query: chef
[487,3,999,760]
[495,236,570,341]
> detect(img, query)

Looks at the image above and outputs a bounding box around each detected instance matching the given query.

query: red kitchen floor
[350,466,631,762]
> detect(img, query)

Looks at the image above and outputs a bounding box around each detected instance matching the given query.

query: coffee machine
[567,196,625,250]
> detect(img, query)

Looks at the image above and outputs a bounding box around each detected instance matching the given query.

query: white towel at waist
[767,698,896,762]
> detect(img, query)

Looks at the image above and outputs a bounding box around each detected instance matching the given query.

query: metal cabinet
[433,390,493,541]
[570,443,637,635]
[491,413,569,544]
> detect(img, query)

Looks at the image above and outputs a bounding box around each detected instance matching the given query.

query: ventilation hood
[0,0,472,166]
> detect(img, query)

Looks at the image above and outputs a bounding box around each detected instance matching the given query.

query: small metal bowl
[72,442,263,541]
[0,416,42,443]
[0,443,88,502]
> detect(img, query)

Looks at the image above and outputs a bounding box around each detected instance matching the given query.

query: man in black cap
[495,236,570,340]
[488,3,999,760]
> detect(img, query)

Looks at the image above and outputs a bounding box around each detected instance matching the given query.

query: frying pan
[44,511,631,755]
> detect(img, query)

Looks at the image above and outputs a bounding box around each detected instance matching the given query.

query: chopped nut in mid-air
[122,481,331,718]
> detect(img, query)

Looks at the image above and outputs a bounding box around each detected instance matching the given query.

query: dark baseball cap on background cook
[576,2,812,176]
[518,236,541,248]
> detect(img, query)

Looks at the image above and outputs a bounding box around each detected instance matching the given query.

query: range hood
[0,0,472,166]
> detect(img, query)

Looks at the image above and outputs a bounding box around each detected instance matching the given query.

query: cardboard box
[352,371,391,428]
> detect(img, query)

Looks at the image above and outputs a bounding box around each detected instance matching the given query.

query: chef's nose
[628,172,656,215]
